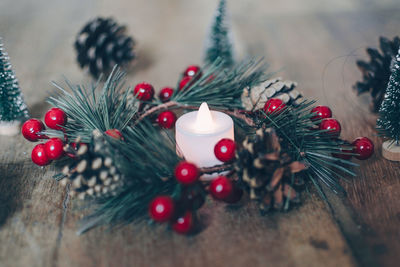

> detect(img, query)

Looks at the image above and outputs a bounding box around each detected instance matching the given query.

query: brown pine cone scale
[234,128,306,213]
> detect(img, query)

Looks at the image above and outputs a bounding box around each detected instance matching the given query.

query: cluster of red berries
[22,107,126,166]
[21,108,68,166]
[149,138,240,234]
[310,105,374,160]
[178,65,202,90]
[262,100,374,160]
[263,99,341,137]
[148,161,201,234]
[134,65,202,130]
[212,138,243,202]
[135,81,177,129]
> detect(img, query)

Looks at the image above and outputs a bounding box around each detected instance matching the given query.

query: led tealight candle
[175,102,234,174]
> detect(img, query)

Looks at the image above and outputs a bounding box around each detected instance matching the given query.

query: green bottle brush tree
[0,38,29,135]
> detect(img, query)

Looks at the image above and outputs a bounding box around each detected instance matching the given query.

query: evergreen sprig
[171,58,269,109]
[259,101,358,195]
[46,66,137,142]
[78,121,181,233]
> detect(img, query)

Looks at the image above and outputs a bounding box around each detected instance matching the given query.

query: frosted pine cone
[241,78,303,111]
[59,131,124,199]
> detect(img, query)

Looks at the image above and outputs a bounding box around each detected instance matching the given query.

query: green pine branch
[259,101,358,194]
[171,58,269,109]
[46,66,138,142]
[77,121,181,233]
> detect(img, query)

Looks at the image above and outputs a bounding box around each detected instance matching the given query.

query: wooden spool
[382,140,400,161]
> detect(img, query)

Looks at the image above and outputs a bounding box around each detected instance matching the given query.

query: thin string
[320,46,374,126]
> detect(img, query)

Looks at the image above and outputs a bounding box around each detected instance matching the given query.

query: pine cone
[59,131,124,199]
[241,78,303,111]
[75,17,136,78]
[234,128,306,213]
[354,36,400,113]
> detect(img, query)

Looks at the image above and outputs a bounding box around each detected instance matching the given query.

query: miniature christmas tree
[204,0,235,68]
[0,38,29,135]
[377,48,400,161]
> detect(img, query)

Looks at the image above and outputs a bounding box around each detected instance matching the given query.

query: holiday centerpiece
[21,0,374,235]
[21,61,374,234]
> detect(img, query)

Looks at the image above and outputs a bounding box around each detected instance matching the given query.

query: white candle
[175,102,234,171]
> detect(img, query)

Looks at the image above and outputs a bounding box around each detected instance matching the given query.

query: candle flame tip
[195,102,214,131]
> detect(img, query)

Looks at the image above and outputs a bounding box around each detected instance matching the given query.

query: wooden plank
[0,1,95,267]
[313,8,400,267]
[0,0,399,266]
[236,2,400,266]
[57,196,354,267]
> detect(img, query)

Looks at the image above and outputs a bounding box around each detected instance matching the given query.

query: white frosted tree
[0,38,29,135]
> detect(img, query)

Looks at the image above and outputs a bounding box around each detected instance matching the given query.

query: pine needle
[260,100,356,194]
[46,66,138,142]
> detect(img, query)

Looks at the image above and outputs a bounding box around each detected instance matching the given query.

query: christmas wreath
[21,60,373,234]
[20,0,374,235]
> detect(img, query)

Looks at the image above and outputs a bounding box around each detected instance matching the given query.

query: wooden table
[0,0,399,266]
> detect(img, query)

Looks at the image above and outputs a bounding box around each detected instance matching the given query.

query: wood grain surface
[0,0,399,266]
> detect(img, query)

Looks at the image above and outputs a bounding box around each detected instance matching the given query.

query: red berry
[179,76,193,91]
[31,144,51,166]
[332,141,353,160]
[209,176,233,201]
[319,118,341,138]
[44,108,67,130]
[311,106,332,122]
[159,87,174,102]
[263,98,286,115]
[172,211,194,234]
[183,65,201,78]
[332,149,352,160]
[157,111,177,129]
[179,187,205,210]
[44,138,64,160]
[352,137,374,160]
[105,129,124,140]
[214,138,236,162]
[174,161,199,185]
[134,82,154,101]
[225,187,243,204]
[21,119,46,141]
[149,196,175,223]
